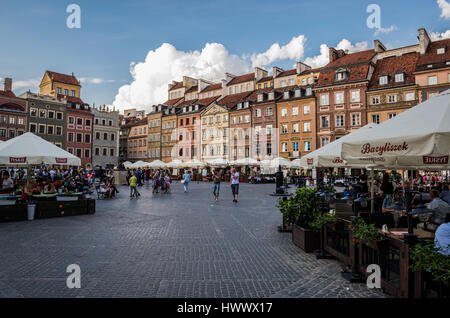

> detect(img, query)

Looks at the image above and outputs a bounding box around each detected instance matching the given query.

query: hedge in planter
[349,218,388,250]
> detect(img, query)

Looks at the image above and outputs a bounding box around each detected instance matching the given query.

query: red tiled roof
[46,71,80,86]
[416,38,450,69]
[0,90,16,98]
[256,76,273,83]
[199,83,222,93]
[277,69,297,78]
[162,97,183,106]
[217,91,253,109]
[176,99,198,108]
[369,52,419,90]
[227,73,255,86]
[129,117,148,127]
[317,50,376,86]
[168,81,183,91]
[299,67,322,75]
[57,94,84,104]
[197,96,220,106]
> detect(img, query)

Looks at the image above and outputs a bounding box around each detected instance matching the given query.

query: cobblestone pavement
[0,182,387,298]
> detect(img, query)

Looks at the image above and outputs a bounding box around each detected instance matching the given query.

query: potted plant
[410,241,450,286]
[276,195,296,232]
[349,218,388,250]
[291,187,321,252]
[310,211,339,259]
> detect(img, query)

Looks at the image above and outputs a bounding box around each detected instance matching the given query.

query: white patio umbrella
[122,161,132,168]
[184,159,205,168]
[290,158,303,169]
[263,157,292,168]
[0,132,81,166]
[148,160,165,168]
[300,123,378,169]
[166,159,182,168]
[231,157,259,166]
[341,90,450,169]
[132,160,147,168]
[207,158,229,167]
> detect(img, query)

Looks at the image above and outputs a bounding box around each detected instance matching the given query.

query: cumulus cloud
[303,39,369,68]
[374,25,398,36]
[250,35,306,68]
[80,77,115,84]
[11,78,41,91]
[113,43,250,111]
[430,29,450,40]
[437,0,450,19]
[112,37,368,111]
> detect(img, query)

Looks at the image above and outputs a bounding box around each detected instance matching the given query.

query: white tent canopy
[231,157,258,166]
[341,90,450,169]
[147,160,165,168]
[166,159,182,168]
[300,123,378,169]
[207,158,229,167]
[183,159,205,168]
[262,157,292,168]
[0,132,81,166]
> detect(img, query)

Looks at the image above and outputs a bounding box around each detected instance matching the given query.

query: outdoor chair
[95,184,106,200]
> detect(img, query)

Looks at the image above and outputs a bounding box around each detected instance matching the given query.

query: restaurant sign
[9,157,26,164]
[332,157,344,164]
[55,158,68,164]
[307,158,314,165]
[422,155,449,165]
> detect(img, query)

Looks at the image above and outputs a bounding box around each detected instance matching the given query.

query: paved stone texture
[0,182,387,298]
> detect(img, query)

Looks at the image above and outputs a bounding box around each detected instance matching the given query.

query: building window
[68,116,74,124]
[405,92,415,101]
[255,109,261,117]
[47,125,54,135]
[85,149,90,158]
[71,90,76,97]
[336,115,344,127]
[351,113,361,126]
[38,124,46,134]
[56,126,62,135]
[56,112,63,120]
[76,148,82,158]
[387,95,397,103]
[57,87,62,95]
[77,118,83,125]
[303,122,311,132]
[64,89,68,96]
[372,114,380,124]
[371,96,380,105]
[304,141,311,151]
[303,105,310,114]
[104,132,108,140]
[281,142,288,152]
[9,116,15,124]
[320,94,329,106]
[266,125,272,135]
[39,110,46,118]
[86,119,91,127]
[351,90,360,102]
[68,132,74,142]
[95,148,100,156]
[428,76,437,85]
[437,47,445,55]
[281,124,288,134]
[292,106,298,116]
[321,116,329,128]
[321,137,330,147]
[30,123,36,133]
[292,142,299,152]
[281,80,286,87]
[281,108,287,117]
[335,92,344,104]
[379,75,388,85]
[292,123,299,133]
[9,130,15,139]
[395,73,404,82]
[283,91,289,99]
[388,113,397,119]
[85,134,90,143]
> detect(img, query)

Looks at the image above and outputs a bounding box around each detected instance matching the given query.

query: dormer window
[394,73,404,83]
[195,105,199,111]
[183,107,186,113]
[301,78,306,85]
[283,91,290,99]
[244,101,249,108]
[294,88,301,98]
[437,47,445,55]
[237,102,242,109]
[335,69,348,81]
[257,93,263,102]
[268,92,274,100]
[306,87,312,96]
[307,77,313,84]
[379,75,388,85]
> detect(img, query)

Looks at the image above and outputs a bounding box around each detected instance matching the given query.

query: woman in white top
[230,168,240,203]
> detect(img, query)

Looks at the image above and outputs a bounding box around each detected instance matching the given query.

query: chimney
[329,48,346,63]
[418,28,431,55]
[374,40,386,53]
[4,78,12,91]
[221,79,228,97]
[296,62,311,74]
[254,67,268,81]
[272,67,284,78]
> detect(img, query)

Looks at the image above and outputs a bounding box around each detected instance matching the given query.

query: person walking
[182,170,191,193]
[129,171,139,199]
[212,168,221,201]
[230,168,239,203]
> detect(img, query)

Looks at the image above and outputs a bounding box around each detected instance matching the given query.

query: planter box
[292,224,320,253]
[0,203,28,222]
[57,196,79,201]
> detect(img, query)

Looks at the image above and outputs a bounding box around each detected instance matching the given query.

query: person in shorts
[212,169,221,201]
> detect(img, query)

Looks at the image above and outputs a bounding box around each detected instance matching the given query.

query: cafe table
[380,228,435,240]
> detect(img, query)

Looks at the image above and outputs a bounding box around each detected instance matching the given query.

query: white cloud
[250,35,307,68]
[112,37,368,111]
[80,77,115,84]
[430,29,450,40]
[11,78,41,91]
[437,0,450,19]
[112,42,250,111]
[303,39,369,68]
[374,25,398,36]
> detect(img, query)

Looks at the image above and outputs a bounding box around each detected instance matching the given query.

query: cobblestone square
[0,182,387,298]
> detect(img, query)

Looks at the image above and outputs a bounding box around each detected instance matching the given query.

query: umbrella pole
[370,168,374,214]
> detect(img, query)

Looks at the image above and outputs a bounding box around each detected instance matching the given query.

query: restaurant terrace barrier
[0,199,95,222]
[323,219,352,266]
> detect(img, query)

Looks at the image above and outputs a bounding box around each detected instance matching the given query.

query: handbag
[181,180,185,184]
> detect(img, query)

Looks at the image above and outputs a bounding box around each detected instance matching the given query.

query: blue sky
[0,0,449,110]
